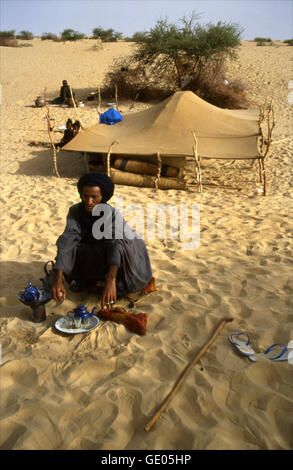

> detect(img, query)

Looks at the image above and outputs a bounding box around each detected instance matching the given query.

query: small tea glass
[64,315,74,329]
[73,317,82,329]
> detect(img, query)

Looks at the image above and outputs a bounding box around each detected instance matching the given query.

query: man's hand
[51,269,66,302]
[101,265,118,309]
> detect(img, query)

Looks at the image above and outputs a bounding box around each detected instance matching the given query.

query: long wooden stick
[45,105,60,178]
[145,317,233,432]
[192,131,202,193]
[115,84,119,112]
[106,141,118,176]
[155,152,162,190]
[97,86,101,115]
[69,86,84,129]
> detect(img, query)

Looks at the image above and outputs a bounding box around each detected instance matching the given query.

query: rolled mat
[110,168,186,190]
[113,157,179,177]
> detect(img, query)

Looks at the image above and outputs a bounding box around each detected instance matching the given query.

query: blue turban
[77,173,114,203]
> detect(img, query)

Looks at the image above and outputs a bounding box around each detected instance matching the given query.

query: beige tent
[63,90,261,159]
[62,90,268,191]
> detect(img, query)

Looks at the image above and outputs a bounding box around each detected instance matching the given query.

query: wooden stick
[261,157,267,196]
[258,158,263,183]
[145,317,233,432]
[115,84,119,112]
[155,152,162,190]
[192,131,202,193]
[106,141,118,176]
[97,86,101,115]
[44,105,60,178]
[69,86,84,129]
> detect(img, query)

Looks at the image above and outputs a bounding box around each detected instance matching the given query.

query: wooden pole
[45,105,60,178]
[97,86,101,115]
[69,86,84,129]
[115,84,119,112]
[145,317,233,432]
[261,157,267,196]
[258,158,263,183]
[192,131,202,193]
[155,152,162,190]
[106,141,118,176]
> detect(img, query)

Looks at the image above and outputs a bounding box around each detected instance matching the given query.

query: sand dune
[0,39,292,450]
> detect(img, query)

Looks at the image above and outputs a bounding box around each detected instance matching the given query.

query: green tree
[131,14,242,88]
[0,30,15,38]
[92,27,122,42]
[60,29,85,41]
[16,30,34,40]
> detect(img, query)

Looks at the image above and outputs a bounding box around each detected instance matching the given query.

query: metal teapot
[23,280,40,302]
[72,304,96,321]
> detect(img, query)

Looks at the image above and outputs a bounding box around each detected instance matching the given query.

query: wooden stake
[44,105,60,178]
[106,141,118,176]
[155,152,162,190]
[192,131,202,193]
[97,86,101,115]
[145,317,233,432]
[258,158,263,183]
[69,86,84,129]
[261,157,267,196]
[115,84,119,112]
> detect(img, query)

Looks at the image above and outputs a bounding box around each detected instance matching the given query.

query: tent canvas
[63,91,261,165]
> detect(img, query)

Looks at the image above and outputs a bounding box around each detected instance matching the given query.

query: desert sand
[0,38,293,450]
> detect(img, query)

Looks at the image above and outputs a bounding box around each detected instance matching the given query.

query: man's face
[81,186,103,212]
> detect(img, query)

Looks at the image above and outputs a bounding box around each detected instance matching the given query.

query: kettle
[23,281,40,302]
[72,304,96,321]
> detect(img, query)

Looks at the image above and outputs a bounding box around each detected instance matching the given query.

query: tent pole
[97,86,101,115]
[45,104,60,178]
[106,141,118,177]
[155,152,162,190]
[69,86,84,129]
[84,152,89,172]
[192,131,202,193]
[115,84,119,112]
[258,158,263,183]
[261,157,267,196]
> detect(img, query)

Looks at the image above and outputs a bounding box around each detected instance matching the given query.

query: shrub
[60,29,85,41]
[254,37,272,42]
[102,13,247,108]
[41,32,58,41]
[16,30,34,40]
[125,31,146,42]
[284,39,293,46]
[0,30,15,38]
[92,27,123,42]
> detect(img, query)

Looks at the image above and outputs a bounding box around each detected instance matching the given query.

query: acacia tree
[92,27,122,42]
[60,29,85,41]
[131,14,242,89]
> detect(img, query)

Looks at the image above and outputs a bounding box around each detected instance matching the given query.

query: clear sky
[1,0,292,40]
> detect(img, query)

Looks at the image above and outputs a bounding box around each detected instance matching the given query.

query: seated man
[51,173,153,308]
[51,80,75,105]
[56,118,74,148]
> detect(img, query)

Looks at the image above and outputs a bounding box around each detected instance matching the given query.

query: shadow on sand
[16,146,87,179]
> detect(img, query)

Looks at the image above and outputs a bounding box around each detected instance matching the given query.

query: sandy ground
[0,38,293,450]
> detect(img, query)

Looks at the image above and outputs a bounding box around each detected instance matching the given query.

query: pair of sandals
[229,333,289,362]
